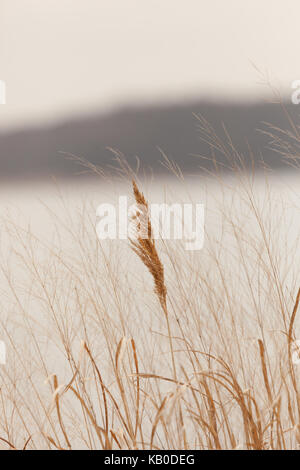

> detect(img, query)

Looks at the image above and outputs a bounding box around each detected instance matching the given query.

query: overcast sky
[0,0,300,130]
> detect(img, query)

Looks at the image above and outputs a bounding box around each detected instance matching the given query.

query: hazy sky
[1,0,300,130]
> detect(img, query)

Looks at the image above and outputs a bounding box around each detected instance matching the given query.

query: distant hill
[0,100,299,181]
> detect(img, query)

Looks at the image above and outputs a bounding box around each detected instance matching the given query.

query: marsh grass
[0,122,299,449]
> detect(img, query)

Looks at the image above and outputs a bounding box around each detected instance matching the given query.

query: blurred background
[0,0,300,181]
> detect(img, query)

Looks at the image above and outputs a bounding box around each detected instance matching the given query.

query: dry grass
[0,120,299,450]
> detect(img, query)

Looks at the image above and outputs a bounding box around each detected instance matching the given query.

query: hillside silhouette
[0,100,298,181]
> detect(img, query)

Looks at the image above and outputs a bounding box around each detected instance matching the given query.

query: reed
[0,120,299,449]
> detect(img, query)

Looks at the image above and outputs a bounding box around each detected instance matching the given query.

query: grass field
[1,125,300,449]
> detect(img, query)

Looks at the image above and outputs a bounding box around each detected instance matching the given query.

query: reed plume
[130,180,167,310]
[129,180,176,379]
